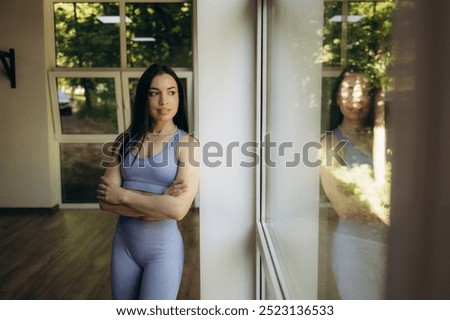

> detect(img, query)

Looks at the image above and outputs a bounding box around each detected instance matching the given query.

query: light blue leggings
[331,218,388,300]
[111,216,184,300]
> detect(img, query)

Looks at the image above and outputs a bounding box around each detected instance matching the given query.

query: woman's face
[148,73,179,123]
[337,72,371,121]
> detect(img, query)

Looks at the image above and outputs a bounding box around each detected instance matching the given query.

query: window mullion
[119,0,127,68]
[341,0,349,66]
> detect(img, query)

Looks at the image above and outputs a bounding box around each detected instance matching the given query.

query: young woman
[320,66,388,299]
[97,63,199,300]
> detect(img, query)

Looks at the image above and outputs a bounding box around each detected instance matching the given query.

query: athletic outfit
[111,130,186,300]
[330,128,388,299]
[332,128,372,166]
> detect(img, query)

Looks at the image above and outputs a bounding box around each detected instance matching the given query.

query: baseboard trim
[0,205,60,215]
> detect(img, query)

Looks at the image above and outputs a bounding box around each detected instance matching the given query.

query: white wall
[0,0,57,208]
[196,0,257,299]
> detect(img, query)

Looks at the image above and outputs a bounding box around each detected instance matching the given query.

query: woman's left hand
[97,176,125,204]
[164,179,188,197]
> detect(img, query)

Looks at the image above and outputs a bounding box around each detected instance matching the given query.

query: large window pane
[126,2,192,67]
[56,77,119,134]
[54,2,120,67]
[318,0,396,300]
[60,143,111,203]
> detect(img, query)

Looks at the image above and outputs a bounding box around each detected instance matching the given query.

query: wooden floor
[0,208,199,300]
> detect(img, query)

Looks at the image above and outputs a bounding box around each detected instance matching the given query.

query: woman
[320,66,389,299]
[97,63,199,300]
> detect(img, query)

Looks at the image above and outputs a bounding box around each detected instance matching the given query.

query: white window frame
[46,0,194,207]
[257,0,394,300]
[256,0,323,300]
[48,71,125,143]
[47,0,191,71]
[256,0,285,299]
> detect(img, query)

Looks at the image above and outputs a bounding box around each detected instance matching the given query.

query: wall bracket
[0,49,16,88]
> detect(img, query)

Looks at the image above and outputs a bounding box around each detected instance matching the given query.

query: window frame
[48,71,125,142]
[256,0,394,300]
[256,0,323,300]
[48,0,192,71]
[46,0,194,206]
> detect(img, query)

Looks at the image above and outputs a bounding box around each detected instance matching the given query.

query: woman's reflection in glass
[320,66,389,299]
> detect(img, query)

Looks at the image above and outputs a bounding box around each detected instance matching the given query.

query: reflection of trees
[323,1,396,88]
[347,1,396,88]
[323,2,343,66]
[321,2,396,225]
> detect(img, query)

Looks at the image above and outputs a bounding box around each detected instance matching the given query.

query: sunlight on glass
[328,164,390,224]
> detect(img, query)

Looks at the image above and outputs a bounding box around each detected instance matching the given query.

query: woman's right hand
[164,179,188,197]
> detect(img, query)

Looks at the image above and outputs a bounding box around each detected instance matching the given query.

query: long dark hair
[114,63,189,162]
[329,65,378,131]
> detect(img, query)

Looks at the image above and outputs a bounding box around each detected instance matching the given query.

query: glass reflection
[347,1,396,87]
[322,1,343,67]
[319,0,395,300]
[319,67,390,299]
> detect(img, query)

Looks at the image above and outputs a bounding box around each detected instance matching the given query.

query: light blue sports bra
[121,130,186,195]
[332,128,373,166]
